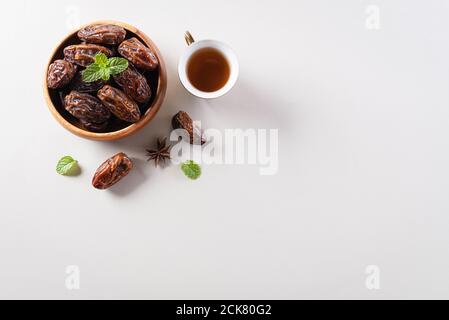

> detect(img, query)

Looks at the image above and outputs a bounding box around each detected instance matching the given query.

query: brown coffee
[187,47,230,92]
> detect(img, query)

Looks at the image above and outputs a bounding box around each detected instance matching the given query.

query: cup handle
[184,31,195,46]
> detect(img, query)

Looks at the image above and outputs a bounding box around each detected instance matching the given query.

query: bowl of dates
[44,21,167,141]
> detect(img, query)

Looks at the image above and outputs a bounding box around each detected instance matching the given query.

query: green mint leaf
[181,160,201,180]
[82,55,128,82]
[94,53,108,67]
[107,57,129,75]
[99,68,110,81]
[82,63,102,82]
[56,156,80,176]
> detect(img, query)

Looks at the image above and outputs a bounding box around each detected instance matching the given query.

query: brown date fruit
[113,64,151,103]
[118,37,158,70]
[64,91,111,124]
[92,152,133,190]
[172,111,206,145]
[97,85,141,123]
[47,60,77,89]
[77,24,126,45]
[64,44,113,67]
[80,120,108,132]
[70,72,105,93]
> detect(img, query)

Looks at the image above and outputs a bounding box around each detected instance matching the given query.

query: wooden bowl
[43,21,167,141]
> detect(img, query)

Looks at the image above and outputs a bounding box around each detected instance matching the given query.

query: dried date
[118,37,158,70]
[92,153,133,190]
[97,85,141,123]
[47,60,77,89]
[64,44,113,67]
[78,24,126,45]
[80,120,108,132]
[64,91,111,124]
[113,64,151,103]
[70,72,105,93]
[172,111,206,145]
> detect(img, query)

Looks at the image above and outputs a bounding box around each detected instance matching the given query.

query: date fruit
[97,85,141,123]
[47,60,77,89]
[80,120,108,132]
[118,37,158,70]
[113,64,151,103]
[92,152,133,190]
[172,111,206,145]
[64,91,111,124]
[78,24,126,45]
[64,44,113,67]
[70,72,105,93]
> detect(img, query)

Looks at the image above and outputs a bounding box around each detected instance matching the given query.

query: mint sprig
[56,156,80,176]
[181,160,201,180]
[82,53,128,83]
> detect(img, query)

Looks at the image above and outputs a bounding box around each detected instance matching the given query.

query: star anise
[146,137,171,167]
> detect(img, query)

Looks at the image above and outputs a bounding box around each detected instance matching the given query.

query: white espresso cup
[178,31,239,99]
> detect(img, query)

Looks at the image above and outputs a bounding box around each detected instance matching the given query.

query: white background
[0,0,448,299]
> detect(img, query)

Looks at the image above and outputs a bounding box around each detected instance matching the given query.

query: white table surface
[0,0,448,299]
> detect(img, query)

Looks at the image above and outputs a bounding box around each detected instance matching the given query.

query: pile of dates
[47,24,158,132]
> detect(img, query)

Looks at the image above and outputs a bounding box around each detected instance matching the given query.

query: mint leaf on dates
[107,57,129,75]
[82,63,102,82]
[82,53,128,83]
[95,52,108,67]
